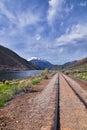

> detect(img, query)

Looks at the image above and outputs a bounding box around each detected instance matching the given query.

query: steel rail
[63,74,87,109]
[54,73,60,130]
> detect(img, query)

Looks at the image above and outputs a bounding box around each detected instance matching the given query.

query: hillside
[63,57,87,81]
[71,57,87,67]
[49,61,77,70]
[0,45,38,70]
[28,57,53,69]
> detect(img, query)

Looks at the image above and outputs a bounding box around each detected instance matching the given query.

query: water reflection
[0,70,42,81]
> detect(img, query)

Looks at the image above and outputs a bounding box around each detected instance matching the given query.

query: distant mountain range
[28,56,87,70]
[28,57,78,70]
[28,57,53,69]
[70,57,87,68]
[49,61,77,70]
[60,57,87,72]
[0,45,39,71]
[63,57,87,74]
[1,45,86,71]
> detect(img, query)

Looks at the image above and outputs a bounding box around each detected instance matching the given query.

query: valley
[0,46,87,130]
[0,0,87,129]
[0,72,87,130]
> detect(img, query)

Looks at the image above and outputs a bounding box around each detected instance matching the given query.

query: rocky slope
[28,57,53,69]
[71,57,87,68]
[0,45,38,70]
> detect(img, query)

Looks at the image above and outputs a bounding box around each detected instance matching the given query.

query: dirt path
[1,73,87,130]
[63,74,87,106]
[0,74,58,130]
[69,76,87,92]
[59,74,87,130]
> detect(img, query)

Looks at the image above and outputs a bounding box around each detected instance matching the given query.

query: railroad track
[63,74,87,108]
[54,73,87,130]
[54,74,60,130]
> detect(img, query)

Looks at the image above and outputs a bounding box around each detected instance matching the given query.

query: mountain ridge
[70,57,87,68]
[0,45,38,70]
[29,57,53,69]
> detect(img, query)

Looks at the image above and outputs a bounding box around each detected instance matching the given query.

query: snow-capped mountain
[27,57,43,61]
[27,57,53,69]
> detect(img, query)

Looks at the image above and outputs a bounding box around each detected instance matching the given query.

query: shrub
[31,78,42,85]
[22,83,33,93]
[44,75,48,79]
[32,80,40,85]
[2,79,5,84]
[44,68,49,73]
[5,80,9,85]
[0,99,4,107]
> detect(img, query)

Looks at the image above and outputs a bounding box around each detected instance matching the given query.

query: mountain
[70,57,87,68]
[0,45,38,70]
[49,61,77,70]
[28,57,53,69]
[63,61,77,68]
[63,57,87,74]
[49,65,62,70]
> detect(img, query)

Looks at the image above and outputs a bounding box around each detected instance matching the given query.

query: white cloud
[70,4,74,10]
[0,0,43,50]
[56,23,87,46]
[0,1,41,29]
[17,11,41,28]
[60,22,64,26]
[47,0,73,25]
[0,2,15,23]
[35,34,41,41]
[65,4,74,13]
[47,0,64,25]
[59,47,64,53]
[65,27,70,34]
[79,1,87,7]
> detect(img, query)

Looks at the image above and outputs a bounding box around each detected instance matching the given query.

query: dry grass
[0,70,54,107]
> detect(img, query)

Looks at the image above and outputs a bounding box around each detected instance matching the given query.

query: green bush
[0,72,50,107]
[31,78,42,85]
[0,83,18,107]
[5,80,9,85]
[0,99,4,107]
[32,80,40,85]
[2,79,5,84]
[22,83,33,93]
[44,75,48,79]
[44,68,49,73]
[74,72,87,81]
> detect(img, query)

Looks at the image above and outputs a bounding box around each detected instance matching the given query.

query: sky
[0,0,87,64]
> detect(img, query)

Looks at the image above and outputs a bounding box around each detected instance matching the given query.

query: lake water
[0,70,43,81]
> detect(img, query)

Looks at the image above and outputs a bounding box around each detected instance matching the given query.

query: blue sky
[0,0,87,64]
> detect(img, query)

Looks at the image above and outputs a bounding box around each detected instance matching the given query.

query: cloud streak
[0,1,42,30]
[56,23,87,46]
[79,1,87,7]
[0,2,15,23]
[0,0,87,64]
[47,0,64,25]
